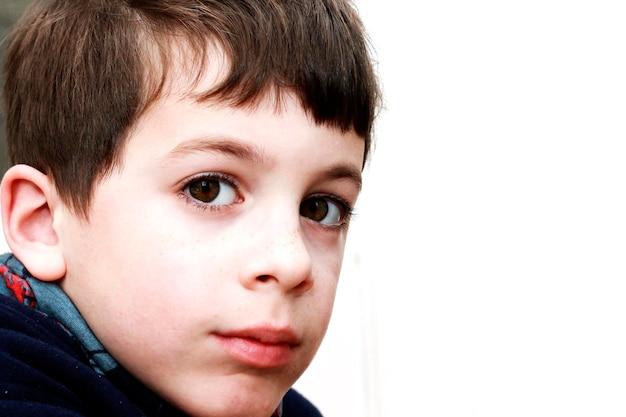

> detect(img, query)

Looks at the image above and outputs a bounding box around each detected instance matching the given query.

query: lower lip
[215,335,296,368]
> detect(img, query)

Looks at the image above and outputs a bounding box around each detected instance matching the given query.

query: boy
[0,0,380,416]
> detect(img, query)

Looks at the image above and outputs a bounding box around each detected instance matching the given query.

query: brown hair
[2,0,381,218]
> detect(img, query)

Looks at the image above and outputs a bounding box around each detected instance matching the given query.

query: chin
[181,397,281,417]
[169,378,287,417]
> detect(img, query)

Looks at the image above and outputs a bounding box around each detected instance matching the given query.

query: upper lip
[217,326,301,346]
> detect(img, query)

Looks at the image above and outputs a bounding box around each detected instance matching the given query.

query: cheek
[311,243,348,332]
[305,265,341,337]
[62,209,227,325]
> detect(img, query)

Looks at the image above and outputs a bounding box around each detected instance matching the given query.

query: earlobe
[1,164,66,281]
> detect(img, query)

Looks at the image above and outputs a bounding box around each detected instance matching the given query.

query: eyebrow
[165,137,271,166]
[164,136,362,191]
[321,165,363,192]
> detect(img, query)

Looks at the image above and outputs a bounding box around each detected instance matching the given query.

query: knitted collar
[0,253,282,417]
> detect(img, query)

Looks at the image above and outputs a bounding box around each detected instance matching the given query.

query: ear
[1,164,66,281]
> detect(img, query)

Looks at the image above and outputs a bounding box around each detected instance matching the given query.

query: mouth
[214,326,300,369]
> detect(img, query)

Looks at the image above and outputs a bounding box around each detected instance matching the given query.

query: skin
[49,60,365,416]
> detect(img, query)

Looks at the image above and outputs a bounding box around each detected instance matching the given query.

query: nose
[239,209,314,295]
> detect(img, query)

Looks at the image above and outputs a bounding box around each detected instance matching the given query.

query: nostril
[256,275,272,283]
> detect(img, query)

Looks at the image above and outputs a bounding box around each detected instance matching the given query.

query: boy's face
[55,60,364,416]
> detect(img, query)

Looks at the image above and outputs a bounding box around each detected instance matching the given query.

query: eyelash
[307,194,356,230]
[179,172,241,212]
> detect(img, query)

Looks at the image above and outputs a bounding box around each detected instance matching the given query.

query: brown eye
[185,176,238,205]
[188,179,220,203]
[300,197,348,226]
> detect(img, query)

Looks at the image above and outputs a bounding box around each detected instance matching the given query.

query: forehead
[132,87,363,158]
[118,98,361,195]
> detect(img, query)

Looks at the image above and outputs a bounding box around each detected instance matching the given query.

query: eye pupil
[300,199,329,222]
[189,179,220,203]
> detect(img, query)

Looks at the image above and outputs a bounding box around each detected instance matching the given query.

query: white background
[1,1,625,416]
[295,0,626,416]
